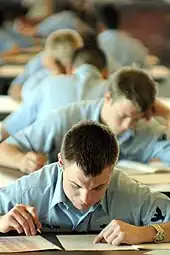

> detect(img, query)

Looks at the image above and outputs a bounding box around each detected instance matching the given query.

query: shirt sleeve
[21,70,49,102]
[10,53,44,87]
[120,121,170,164]
[36,12,76,37]
[0,179,22,214]
[5,111,62,153]
[141,190,170,225]
[0,165,55,218]
[108,170,170,226]
[2,90,40,135]
[146,134,170,166]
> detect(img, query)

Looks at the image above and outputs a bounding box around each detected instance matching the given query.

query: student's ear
[58,152,64,168]
[104,91,112,103]
[70,67,76,75]
[65,62,72,74]
[101,68,109,79]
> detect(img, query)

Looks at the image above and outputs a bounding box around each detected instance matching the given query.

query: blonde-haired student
[8,29,83,101]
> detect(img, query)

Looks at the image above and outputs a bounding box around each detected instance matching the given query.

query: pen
[27,210,42,234]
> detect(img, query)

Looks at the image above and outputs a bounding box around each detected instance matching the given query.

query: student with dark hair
[71,45,107,71]
[2,45,108,140]
[0,120,170,246]
[1,67,170,173]
[97,3,149,67]
[17,0,96,38]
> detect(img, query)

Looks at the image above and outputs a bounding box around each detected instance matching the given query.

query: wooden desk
[3,53,36,65]
[129,172,170,193]
[20,46,43,54]
[130,173,170,185]
[0,95,20,113]
[0,65,24,78]
[8,251,146,255]
[146,65,170,83]
[0,165,24,187]
[0,96,20,120]
[0,249,146,255]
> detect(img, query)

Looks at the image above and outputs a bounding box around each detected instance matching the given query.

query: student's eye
[119,115,125,120]
[94,186,103,191]
[72,183,80,189]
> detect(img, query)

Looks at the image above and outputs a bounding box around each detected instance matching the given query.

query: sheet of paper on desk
[117,160,170,174]
[0,235,61,253]
[134,243,170,250]
[145,250,170,255]
[0,96,20,113]
[57,234,137,250]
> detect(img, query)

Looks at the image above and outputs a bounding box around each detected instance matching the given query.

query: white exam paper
[145,250,170,255]
[57,234,137,251]
[0,235,60,253]
[135,243,170,250]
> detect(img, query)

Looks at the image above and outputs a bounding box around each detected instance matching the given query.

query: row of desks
[0,164,170,194]
[0,62,169,80]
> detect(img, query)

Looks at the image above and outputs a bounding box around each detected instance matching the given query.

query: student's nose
[80,190,92,205]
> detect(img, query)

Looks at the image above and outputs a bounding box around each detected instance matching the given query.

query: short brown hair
[109,67,157,112]
[61,120,119,177]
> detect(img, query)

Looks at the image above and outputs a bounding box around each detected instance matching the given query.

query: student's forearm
[0,216,5,233]
[154,98,170,120]
[0,125,10,141]
[8,85,22,102]
[0,142,24,169]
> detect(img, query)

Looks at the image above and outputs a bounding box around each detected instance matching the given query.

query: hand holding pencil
[0,204,42,236]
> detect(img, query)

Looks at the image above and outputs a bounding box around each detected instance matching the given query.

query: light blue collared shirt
[3,65,109,135]
[0,163,170,232]
[37,11,77,37]
[5,99,170,166]
[10,52,45,87]
[98,30,149,67]
[21,69,50,102]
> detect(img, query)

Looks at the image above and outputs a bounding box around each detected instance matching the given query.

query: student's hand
[0,204,42,235]
[146,98,170,123]
[18,152,48,173]
[144,98,170,122]
[93,220,150,245]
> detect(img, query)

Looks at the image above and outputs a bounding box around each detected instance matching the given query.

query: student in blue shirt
[1,121,170,245]
[0,3,37,55]
[1,67,170,173]
[8,28,83,101]
[18,0,96,38]
[2,46,109,138]
[97,3,149,68]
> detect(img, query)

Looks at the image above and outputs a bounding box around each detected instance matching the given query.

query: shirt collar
[75,64,102,80]
[50,164,66,209]
[98,29,115,39]
[118,129,135,145]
